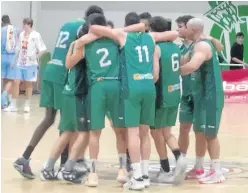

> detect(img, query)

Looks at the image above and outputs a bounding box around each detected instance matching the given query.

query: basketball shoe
[13,157,35,179]
[186,168,205,179]
[199,169,225,184]
[123,177,145,190]
[157,168,175,183]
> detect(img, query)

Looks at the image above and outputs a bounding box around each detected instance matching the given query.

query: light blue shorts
[1,53,16,80]
[16,65,38,82]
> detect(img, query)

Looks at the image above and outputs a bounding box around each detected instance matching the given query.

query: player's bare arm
[150,31,179,42]
[75,33,100,49]
[121,23,145,32]
[200,35,224,52]
[65,41,84,69]
[153,45,160,83]
[181,42,212,75]
[181,51,191,66]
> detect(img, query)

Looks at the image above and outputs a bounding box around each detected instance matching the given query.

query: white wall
[2,1,248,62]
[1,1,31,29]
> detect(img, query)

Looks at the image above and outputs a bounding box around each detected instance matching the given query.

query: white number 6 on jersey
[171,53,179,72]
[96,48,112,67]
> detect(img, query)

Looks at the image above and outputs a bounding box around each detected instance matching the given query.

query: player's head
[107,20,114,29]
[186,18,204,41]
[150,16,171,32]
[1,15,10,27]
[139,12,152,32]
[85,5,104,19]
[125,12,140,27]
[175,15,194,38]
[88,13,106,26]
[236,32,244,45]
[23,18,33,31]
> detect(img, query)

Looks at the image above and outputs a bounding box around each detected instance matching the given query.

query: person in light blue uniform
[1,15,18,108]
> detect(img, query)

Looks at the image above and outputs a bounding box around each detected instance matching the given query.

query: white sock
[89,159,97,173]
[25,99,30,107]
[118,153,127,169]
[131,162,142,179]
[141,160,149,176]
[194,156,204,169]
[211,159,220,172]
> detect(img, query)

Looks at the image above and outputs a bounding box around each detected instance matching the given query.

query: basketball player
[40,23,89,180]
[90,12,178,190]
[107,20,114,29]
[181,18,225,184]
[60,13,146,186]
[1,15,18,108]
[13,5,104,179]
[176,15,224,179]
[149,16,186,184]
[4,18,46,113]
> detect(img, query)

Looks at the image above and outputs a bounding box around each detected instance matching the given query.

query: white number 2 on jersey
[135,46,149,63]
[55,31,69,49]
[171,53,180,72]
[96,48,112,67]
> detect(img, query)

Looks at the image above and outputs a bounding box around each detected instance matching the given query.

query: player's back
[1,25,18,54]
[85,38,119,85]
[156,41,181,107]
[120,32,155,94]
[200,40,224,107]
[44,19,85,84]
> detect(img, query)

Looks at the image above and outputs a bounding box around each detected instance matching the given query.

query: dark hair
[2,15,10,24]
[236,32,244,38]
[77,22,89,38]
[140,12,152,20]
[88,13,106,26]
[125,12,140,27]
[150,16,171,32]
[107,20,114,28]
[23,18,33,27]
[175,15,194,26]
[85,5,104,19]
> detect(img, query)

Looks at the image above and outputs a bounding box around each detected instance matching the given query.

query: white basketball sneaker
[123,177,145,190]
[157,169,175,183]
[199,169,225,184]
[3,104,17,112]
[174,155,187,185]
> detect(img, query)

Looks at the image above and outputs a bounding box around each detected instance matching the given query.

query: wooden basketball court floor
[1,95,248,193]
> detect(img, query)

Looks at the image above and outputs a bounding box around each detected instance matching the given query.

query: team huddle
[13,5,225,190]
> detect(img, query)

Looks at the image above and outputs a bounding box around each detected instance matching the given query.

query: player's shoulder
[194,40,211,50]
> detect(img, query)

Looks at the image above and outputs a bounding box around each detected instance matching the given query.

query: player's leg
[61,96,90,183]
[187,100,207,179]
[122,97,145,190]
[41,95,79,180]
[82,83,106,187]
[160,106,187,185]
[3,66,22,112]
[13,80,58,179]
[108,82,128,183]
[178,95,193,155]
[150,107,174,183]
[1,54,15,108]
[199,105,225,184]
[137,91,156,188]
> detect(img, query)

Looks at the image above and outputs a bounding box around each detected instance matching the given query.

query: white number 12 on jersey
[56,31,69,49]
[135,46,149,63]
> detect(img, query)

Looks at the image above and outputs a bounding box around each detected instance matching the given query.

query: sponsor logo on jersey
[205,1,248,63]
[48,59,63,66]
[168,83,180,92]
[133,73,153,80]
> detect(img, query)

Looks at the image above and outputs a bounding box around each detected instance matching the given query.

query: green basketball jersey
[156,42,181,108]
[62,59,88,96]
[85,38,120,85]
[199,40,224,107]
[43,19,85,84]
[180,42,193,96]
[120,32,155,97]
